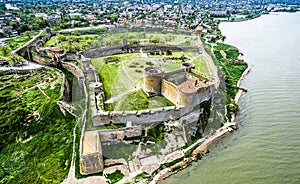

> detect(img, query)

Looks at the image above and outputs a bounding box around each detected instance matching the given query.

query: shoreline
[149,63,251,184]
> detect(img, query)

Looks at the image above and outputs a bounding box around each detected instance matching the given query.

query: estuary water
[162,12,300,184]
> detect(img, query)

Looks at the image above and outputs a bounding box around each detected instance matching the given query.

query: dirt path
[0,61,43,71]
[105,85,142,104]
[63,119,78,184]
[37,85,50,99]
[50,73,62,89]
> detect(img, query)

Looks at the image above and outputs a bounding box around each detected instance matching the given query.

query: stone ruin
[79,48,217,176]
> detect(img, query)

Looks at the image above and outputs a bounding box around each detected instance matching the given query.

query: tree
[110,14,119,23]
[24,31,31,38]
[3,29,12,37]
[57,34,66,42]
[7,54,27,66]
[17,24,30,34]
[0,46,12,57]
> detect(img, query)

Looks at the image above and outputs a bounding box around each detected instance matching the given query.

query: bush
[227,101,238,113]
[142,124,165,143]
[106,170,124,184]
[166,50,172,55]
[104,56,120,64]
[133,172,150,183]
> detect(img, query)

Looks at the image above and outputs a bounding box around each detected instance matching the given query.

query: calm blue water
[162,12,300,184]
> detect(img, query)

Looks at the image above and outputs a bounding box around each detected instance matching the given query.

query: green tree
[7,54,27,66]
[110,14,119,23]
[24,31,31,38]
[57,34,66,42]
[0,46,12,57]
[3,29,12,37]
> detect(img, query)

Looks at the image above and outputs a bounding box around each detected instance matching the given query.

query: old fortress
[14,27,221,177]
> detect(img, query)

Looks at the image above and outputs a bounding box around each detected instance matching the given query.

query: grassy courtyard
[92,51,210,111]
[92,53,181,111]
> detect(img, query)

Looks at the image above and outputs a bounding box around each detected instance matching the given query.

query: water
[162,12,300,184]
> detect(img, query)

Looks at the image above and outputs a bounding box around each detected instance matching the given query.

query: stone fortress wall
[13,27,220,175]
[67,42,216,176]
[82,44,215,127]
[81,44,199,59]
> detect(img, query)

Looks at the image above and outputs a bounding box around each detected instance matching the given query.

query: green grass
[92,53,182,110]
[211,43,247,118]
[113,89,150,111]
[0,33,38,56]
[133,172,150,183]
[142,124,165,143]
[105,124,126,129]
[109,89,174,111]
[45,34,100,52]
[0,69,75,183]
[106,170,124,184]
[192,56,210,75]
[46,31,198,50]
[92,52,212,111]
[97,60,119,100]
[145,33,197,46]
[214,43,240,60]
[214,43,238,51]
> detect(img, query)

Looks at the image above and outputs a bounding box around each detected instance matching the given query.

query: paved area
[82,131,99,154]
[0,62,43,71]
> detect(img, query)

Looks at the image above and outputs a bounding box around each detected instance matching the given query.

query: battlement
[81,44,198,59]
[92,106,183,127]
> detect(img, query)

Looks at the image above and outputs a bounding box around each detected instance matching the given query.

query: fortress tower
[144,66,164,96]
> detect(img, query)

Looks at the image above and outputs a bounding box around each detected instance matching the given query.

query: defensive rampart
[81,44,199,58]
[77,36,220,176]
[13,33,50,57]
[92,106,184,127]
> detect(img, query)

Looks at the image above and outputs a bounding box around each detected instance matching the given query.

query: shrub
[106,170,124,184]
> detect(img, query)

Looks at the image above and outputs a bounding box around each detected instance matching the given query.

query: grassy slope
[213,42,248,108]
[0,68,75,183]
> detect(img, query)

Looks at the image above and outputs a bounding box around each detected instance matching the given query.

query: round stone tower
[144,66,164,96]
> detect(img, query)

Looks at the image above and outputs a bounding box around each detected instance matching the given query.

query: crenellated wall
[63,53,80,61]
[92,106,184,127]
[81,44,199,59]
[99,126,142,143]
